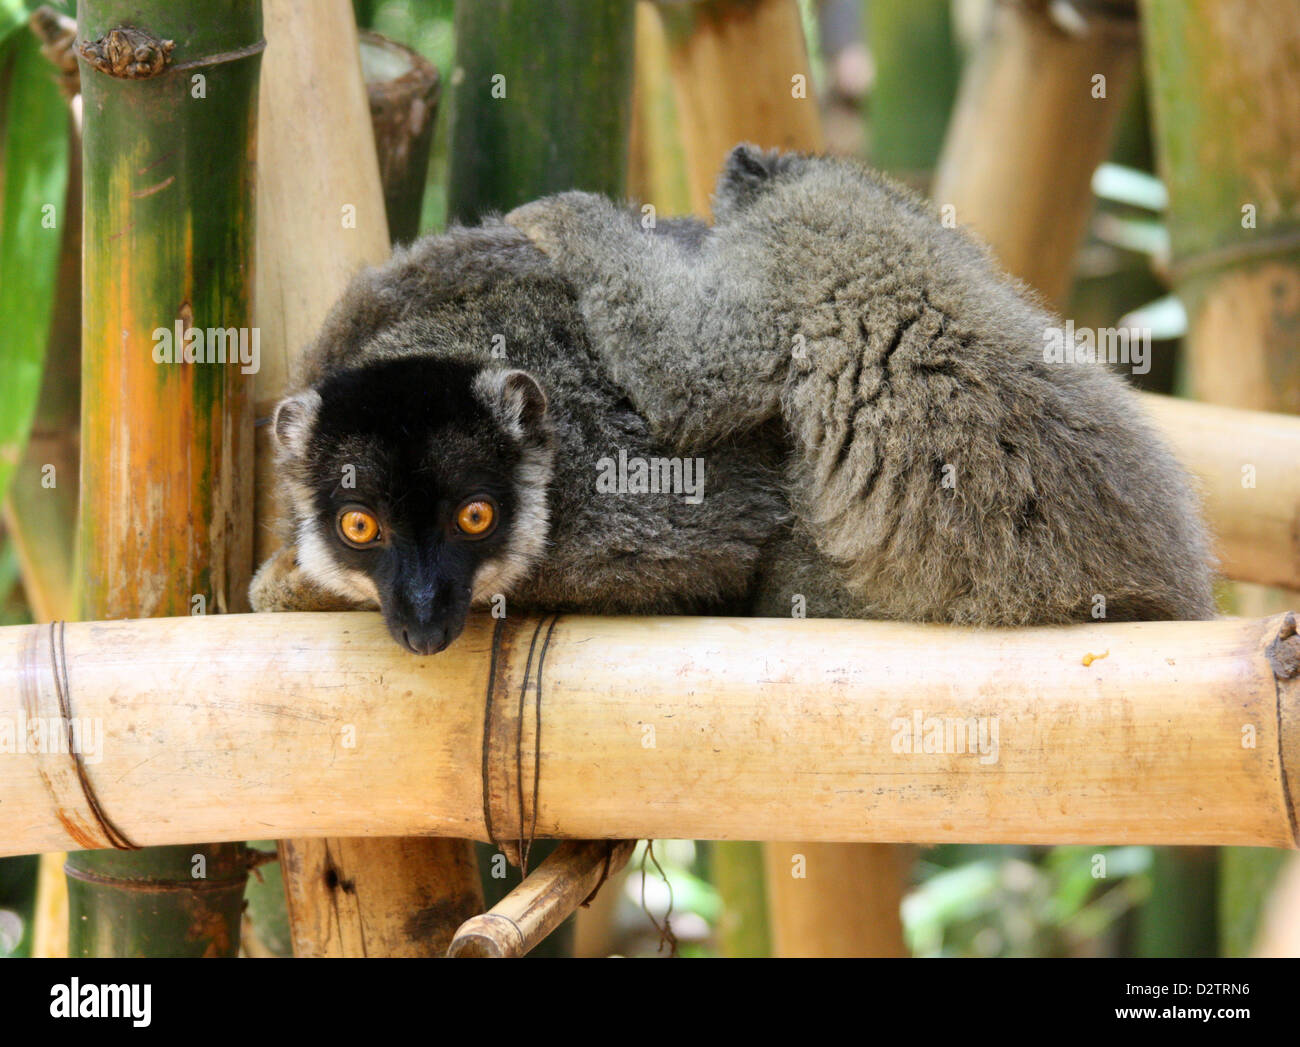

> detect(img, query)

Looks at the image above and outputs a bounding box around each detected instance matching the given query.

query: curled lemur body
[252,146,1214,652]
[257,218,788,653]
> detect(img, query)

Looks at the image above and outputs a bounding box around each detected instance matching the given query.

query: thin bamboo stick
[447,840,635,957]
[1,611,1296,857]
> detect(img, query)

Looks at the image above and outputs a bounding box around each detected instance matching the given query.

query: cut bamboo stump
[655,0,823,216]
[359,30,439,245]
[2,611,1297,857]
[447,840,635,957]
[254,0,481,958]
[932,0,1141,307]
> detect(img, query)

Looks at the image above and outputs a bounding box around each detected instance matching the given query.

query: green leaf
[0,30,68,508]
[0,1,28,43]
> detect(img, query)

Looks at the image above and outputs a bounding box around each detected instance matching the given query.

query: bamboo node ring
[49,621,140,851]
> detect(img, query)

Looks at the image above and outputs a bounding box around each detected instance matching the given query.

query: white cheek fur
[470,442,554,606]
[294,519,382,608]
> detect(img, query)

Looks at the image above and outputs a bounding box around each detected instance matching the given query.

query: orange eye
[338,508,380,547]
[456,499,496,538]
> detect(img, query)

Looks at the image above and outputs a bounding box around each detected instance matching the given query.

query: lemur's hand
[506,191,634,268]
[249,546,367,613]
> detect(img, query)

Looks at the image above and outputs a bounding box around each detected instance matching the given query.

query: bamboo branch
[447,840,635,957]
[1141,393,1300,592]
[1,610,1296,857]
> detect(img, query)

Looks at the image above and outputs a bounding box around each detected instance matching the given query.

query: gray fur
[255,146,1215,642]
[256,221,788,628]
[505,144,1216,625]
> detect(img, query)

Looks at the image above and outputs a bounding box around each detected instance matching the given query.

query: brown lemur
[251,145,1215,652]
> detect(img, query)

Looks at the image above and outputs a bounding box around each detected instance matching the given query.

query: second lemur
[252,146,1215,651]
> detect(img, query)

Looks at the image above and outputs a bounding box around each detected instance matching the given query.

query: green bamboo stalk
[447,0,636,955]
[446,0,635,222]
[1140,0,1300,956]
[707,841,771,957]
[66,0,263,958]
[867,0,960,183]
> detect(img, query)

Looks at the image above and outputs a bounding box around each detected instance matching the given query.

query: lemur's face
[273,357,554,654]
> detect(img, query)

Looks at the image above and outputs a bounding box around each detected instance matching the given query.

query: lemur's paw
[505,191,621,261]
[249,546,364,613]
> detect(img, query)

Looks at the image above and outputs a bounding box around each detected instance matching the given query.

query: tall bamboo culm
[1141,0,1300,957]
[252,0,484,958]
[67,0,263,956]
[932,0,1140,308]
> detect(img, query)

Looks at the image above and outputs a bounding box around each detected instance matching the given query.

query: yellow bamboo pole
[2,611,1296,858]
[764,843,911,957]
[655,0,823,217]
[1140,394,1300,592]
[254,0,481,957]
[932,0,1141,307]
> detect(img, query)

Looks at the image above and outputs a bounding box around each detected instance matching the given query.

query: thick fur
[505,145,1216,625]
[255,145,1215,641]
[252,221,788,635]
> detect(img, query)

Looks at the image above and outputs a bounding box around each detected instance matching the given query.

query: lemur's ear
[713,143,804,222]
[271,390,322,458]
[474,369,548,442]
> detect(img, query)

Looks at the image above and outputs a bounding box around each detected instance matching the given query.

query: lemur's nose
[399,623,452,656]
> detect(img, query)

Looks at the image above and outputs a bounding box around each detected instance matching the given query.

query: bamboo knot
[1268,612,1300,680]
[78,25,174,80]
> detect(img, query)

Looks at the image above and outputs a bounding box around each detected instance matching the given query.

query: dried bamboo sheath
[1,611,1297,857]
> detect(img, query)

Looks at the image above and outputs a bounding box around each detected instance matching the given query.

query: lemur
[251,145,1214,652]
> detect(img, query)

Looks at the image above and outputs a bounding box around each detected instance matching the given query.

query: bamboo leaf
[1092,162,1169,212]
[0,30,68,508]
[0,0,29,42]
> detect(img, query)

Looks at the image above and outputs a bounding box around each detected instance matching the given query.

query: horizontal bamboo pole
[1,610,1297,857]
[1141,393,1300,591]
[447,840,635,958]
